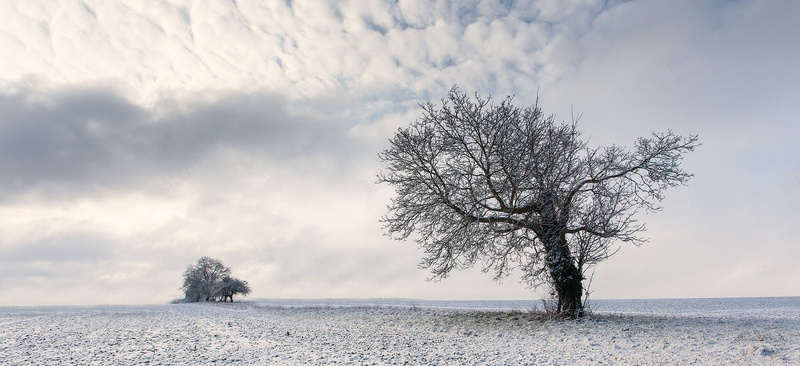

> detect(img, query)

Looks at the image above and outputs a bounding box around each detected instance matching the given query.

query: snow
[2,299,799,365]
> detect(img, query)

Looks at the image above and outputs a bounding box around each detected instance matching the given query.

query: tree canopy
[181,257,250,302]
[378,87,699,317]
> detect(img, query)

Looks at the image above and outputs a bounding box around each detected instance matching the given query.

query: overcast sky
[2,0,799,305]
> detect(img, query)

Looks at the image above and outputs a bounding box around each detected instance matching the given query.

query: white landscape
[2,298,799,365]
[3,1,800,365]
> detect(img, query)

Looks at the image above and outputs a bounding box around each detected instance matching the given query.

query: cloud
[535,0,800,299]
[2,0,800,304]
[0,84,397,304]
[0,85,147,200]
[0,233,113,264]
[0,85,369,202]
[1,0,602,106]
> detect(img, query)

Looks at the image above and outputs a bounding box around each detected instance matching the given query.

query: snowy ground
[2,301,799,365]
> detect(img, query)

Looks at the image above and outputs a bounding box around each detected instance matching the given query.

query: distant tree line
[181,257,251,302]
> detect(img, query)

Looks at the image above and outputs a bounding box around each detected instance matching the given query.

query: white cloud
[1,0,799,305]
[2,0,574,104]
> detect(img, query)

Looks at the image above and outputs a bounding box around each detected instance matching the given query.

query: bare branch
[378,86,698,317]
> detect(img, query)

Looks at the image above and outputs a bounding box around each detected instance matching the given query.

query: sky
[1,0,799,306]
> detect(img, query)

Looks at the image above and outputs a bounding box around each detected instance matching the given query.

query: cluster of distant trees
[181,257,250,302]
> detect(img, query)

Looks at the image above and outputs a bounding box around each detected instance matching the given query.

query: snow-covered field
[2,298,799,365]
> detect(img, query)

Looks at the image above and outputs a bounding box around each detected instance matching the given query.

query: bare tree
[181,257,232,302]
[378,87,699,317]
[212,276,251,302]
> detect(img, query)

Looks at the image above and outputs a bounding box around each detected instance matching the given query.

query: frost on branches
[181,257,251,302]
[378,87,699,318]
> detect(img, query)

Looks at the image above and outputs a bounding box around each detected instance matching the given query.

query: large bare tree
[378,87,699,317]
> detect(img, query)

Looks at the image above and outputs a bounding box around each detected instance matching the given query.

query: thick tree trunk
[541,231,584,318]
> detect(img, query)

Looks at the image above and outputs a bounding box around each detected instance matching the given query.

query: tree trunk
[541,231,584,318]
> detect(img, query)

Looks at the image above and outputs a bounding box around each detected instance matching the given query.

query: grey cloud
[0,233,113,264]
[3,0,799,305]
[0,86,368,202]
[0,87,145,197]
